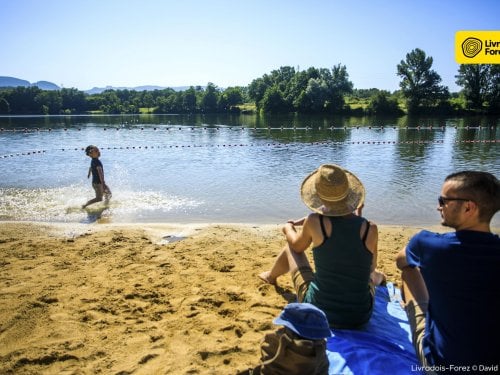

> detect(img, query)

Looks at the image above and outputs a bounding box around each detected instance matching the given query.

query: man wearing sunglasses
[396,171,499,374]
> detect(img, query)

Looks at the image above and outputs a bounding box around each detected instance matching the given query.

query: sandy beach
[1,221,440,374]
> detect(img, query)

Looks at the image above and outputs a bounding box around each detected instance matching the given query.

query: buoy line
[1,139,498,159]
[0,125,498,133]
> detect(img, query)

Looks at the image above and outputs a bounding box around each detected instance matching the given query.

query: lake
[1,114,499,227]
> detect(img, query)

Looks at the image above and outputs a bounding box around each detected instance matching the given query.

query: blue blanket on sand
[327,283,424,375]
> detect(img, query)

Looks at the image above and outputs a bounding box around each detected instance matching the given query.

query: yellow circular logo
[462,37,482,58]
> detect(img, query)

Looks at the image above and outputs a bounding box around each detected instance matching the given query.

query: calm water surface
[1,114,499,227]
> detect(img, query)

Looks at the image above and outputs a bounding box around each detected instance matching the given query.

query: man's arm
[396,247,411,270]
[396,245,429,305]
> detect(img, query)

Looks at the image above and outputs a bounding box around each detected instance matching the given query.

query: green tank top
[303,215,373,328]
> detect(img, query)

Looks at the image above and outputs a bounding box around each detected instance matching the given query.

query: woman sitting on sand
[259,164,385,328]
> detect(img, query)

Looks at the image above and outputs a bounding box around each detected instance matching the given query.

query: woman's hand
[282,221,296,235]
[287,217,307,226]
[281,215,313,252]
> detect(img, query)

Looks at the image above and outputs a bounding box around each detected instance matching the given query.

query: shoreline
[0,218,448,230]
[0,221,492,374]
[0,219,452,250]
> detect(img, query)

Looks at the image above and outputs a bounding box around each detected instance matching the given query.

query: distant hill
[0,76,31,88]
[84,85,190,94]
[0,76,60,90]
[33,81,60,90]
[0,76,193,93]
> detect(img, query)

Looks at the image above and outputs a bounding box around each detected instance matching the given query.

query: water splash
[0,185,201,223]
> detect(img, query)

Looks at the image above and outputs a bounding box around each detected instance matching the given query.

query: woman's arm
[282,215,314,253]
[365,221,378,272]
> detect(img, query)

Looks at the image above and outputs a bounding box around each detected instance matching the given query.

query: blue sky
[1,0,499,92]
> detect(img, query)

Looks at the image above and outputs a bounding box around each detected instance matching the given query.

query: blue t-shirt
[406,230,500,367]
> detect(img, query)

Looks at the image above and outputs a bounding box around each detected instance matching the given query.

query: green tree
[142,92,155,109]
[323,65,353,112]
[201,83,219,112]
[7,86,42,113]
[155,92,180,113]
[455,64,500,113]
[303,78,328,112]
[248,67,296,110]
[99,90,122,114]
[269,66,296,101]
[86,94,105,112]
[486,65,500,113]
[397,48,449,113]
[352,88,383,99]
[249,65,353,113]
[35,90,63,114]
[182,87,197,112]
[0,97,10,114]
[248,77,269,109]
[292,65,352,113]
[455,65,489,110]
[221,87,243,107]
[261,86,288,113]
[367,91,402,115]
[61,88,86,113]
[286,70,311,105]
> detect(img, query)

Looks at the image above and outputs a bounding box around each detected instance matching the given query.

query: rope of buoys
[1,139,498,159]
[0,125,498,133]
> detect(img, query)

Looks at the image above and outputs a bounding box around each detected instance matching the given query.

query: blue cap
[273,303,332,340]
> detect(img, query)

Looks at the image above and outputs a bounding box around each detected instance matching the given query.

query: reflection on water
[2,112,498,129]
[0,114,498,227]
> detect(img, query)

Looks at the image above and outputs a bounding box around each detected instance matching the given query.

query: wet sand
[0,221,439,374]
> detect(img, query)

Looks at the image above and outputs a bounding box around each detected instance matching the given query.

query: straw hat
[300,164,365,216]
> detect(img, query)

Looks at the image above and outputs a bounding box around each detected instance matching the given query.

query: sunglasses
[438,196,470,206]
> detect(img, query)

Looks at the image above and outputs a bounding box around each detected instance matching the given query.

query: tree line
[0,83,245,115]
[1,48,499,116]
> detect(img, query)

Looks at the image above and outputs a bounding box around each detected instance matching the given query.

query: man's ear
[464,200,478,215]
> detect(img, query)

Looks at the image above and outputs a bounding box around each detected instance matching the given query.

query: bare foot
[370,269,387,286]
[258,271,276,285]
